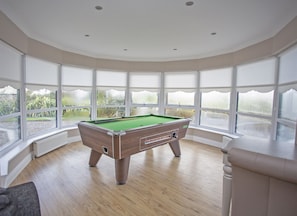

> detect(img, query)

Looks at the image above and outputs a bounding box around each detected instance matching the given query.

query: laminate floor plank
[12,139,223,216]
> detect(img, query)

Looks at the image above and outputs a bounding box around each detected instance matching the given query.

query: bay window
[164,72,196,121]
[62,66,92,126]
[25,56,58,137]
[96,71,127,118]
[130,72,160,115]
[236,58,276,139]
[0,41,22,151]
[277,45,297,142]
[200,68,232,130]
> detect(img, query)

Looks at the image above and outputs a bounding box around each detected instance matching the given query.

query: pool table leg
[115,156,131,185]
[169,140,181,157]
[89,150,103,167]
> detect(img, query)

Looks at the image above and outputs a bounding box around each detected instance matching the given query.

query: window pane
[97,89,125,106]
[236,115,271,139]
[276,123,295,143]
[167,91,195,106]
[200,110,229,130]
[62,89,91,107]
[131,91,158,104]
[0,116,20,149]
[26,87,56,110]
[26,111,57,136]
[237,90,273,116]
[201,91,230,110]
[130,107,159,116]
[97,107,125,118]
[0,86,19,115]
[278,88,297,121]
[62,108,90,126]
[165,108,195,119]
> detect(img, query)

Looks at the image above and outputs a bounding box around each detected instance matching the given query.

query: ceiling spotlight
[185,1,194,6]
[95,5,103,10]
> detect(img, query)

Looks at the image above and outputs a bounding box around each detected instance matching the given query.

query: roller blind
[97,70,127,86]
[0,41,22,88]
[279,83,297,93]
[26,56,58,85]
[130,72,161,88]
[164,71,196,88]
[237,58,276,87]
[62,66,92,86]
[279,46,297,84]
[200,68,232,88]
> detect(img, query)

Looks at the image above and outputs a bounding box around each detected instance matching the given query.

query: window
[0,42,22,151]
[167,91,195,106]
[97,71,127,118]
[278,46,297,85]
[164,72,196,120]
[62,66,92,126]
[237,90,274,116]
[200,68,232,130]
[25,57,58,137]
[278,88,297,121]
[277,45,297,142]
[236,59,276,139]
[130,72,160,115]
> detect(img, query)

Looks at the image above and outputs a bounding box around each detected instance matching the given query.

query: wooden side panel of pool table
[78,123,120,159]
[119,120,190,158]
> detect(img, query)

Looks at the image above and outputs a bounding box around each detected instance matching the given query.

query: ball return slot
[102,146,108,154]
[140,129,179,151]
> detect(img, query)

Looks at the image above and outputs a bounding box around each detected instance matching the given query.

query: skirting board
[67,135,81,144]
[185,134,233,148]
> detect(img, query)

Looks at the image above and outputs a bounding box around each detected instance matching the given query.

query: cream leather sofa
[228,147,297,216]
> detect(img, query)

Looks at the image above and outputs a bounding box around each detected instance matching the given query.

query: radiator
[33,132,68,157]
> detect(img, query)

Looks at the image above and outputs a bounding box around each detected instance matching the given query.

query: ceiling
[1,0,297,62]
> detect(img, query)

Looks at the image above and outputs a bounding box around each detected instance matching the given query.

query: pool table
[78,114,191,184]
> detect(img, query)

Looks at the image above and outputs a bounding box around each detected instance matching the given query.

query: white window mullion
[159,72,165,115]
[126,72,131,116]
[271,57,280,140]
[21,55,26,140]
[57,64,62,129]
[91,69,97,120]
[195,71,200,127]
[229,66,237,134]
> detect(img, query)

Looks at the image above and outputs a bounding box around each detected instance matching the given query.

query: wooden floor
[12,140,223,216]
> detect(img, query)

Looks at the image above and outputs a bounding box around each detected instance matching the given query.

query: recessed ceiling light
[185,1,194,6]
[95,5,103,10]
[173,48,178,51]
[123,49,128,51]
[211,32,217,35]
[84,34,90,37]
